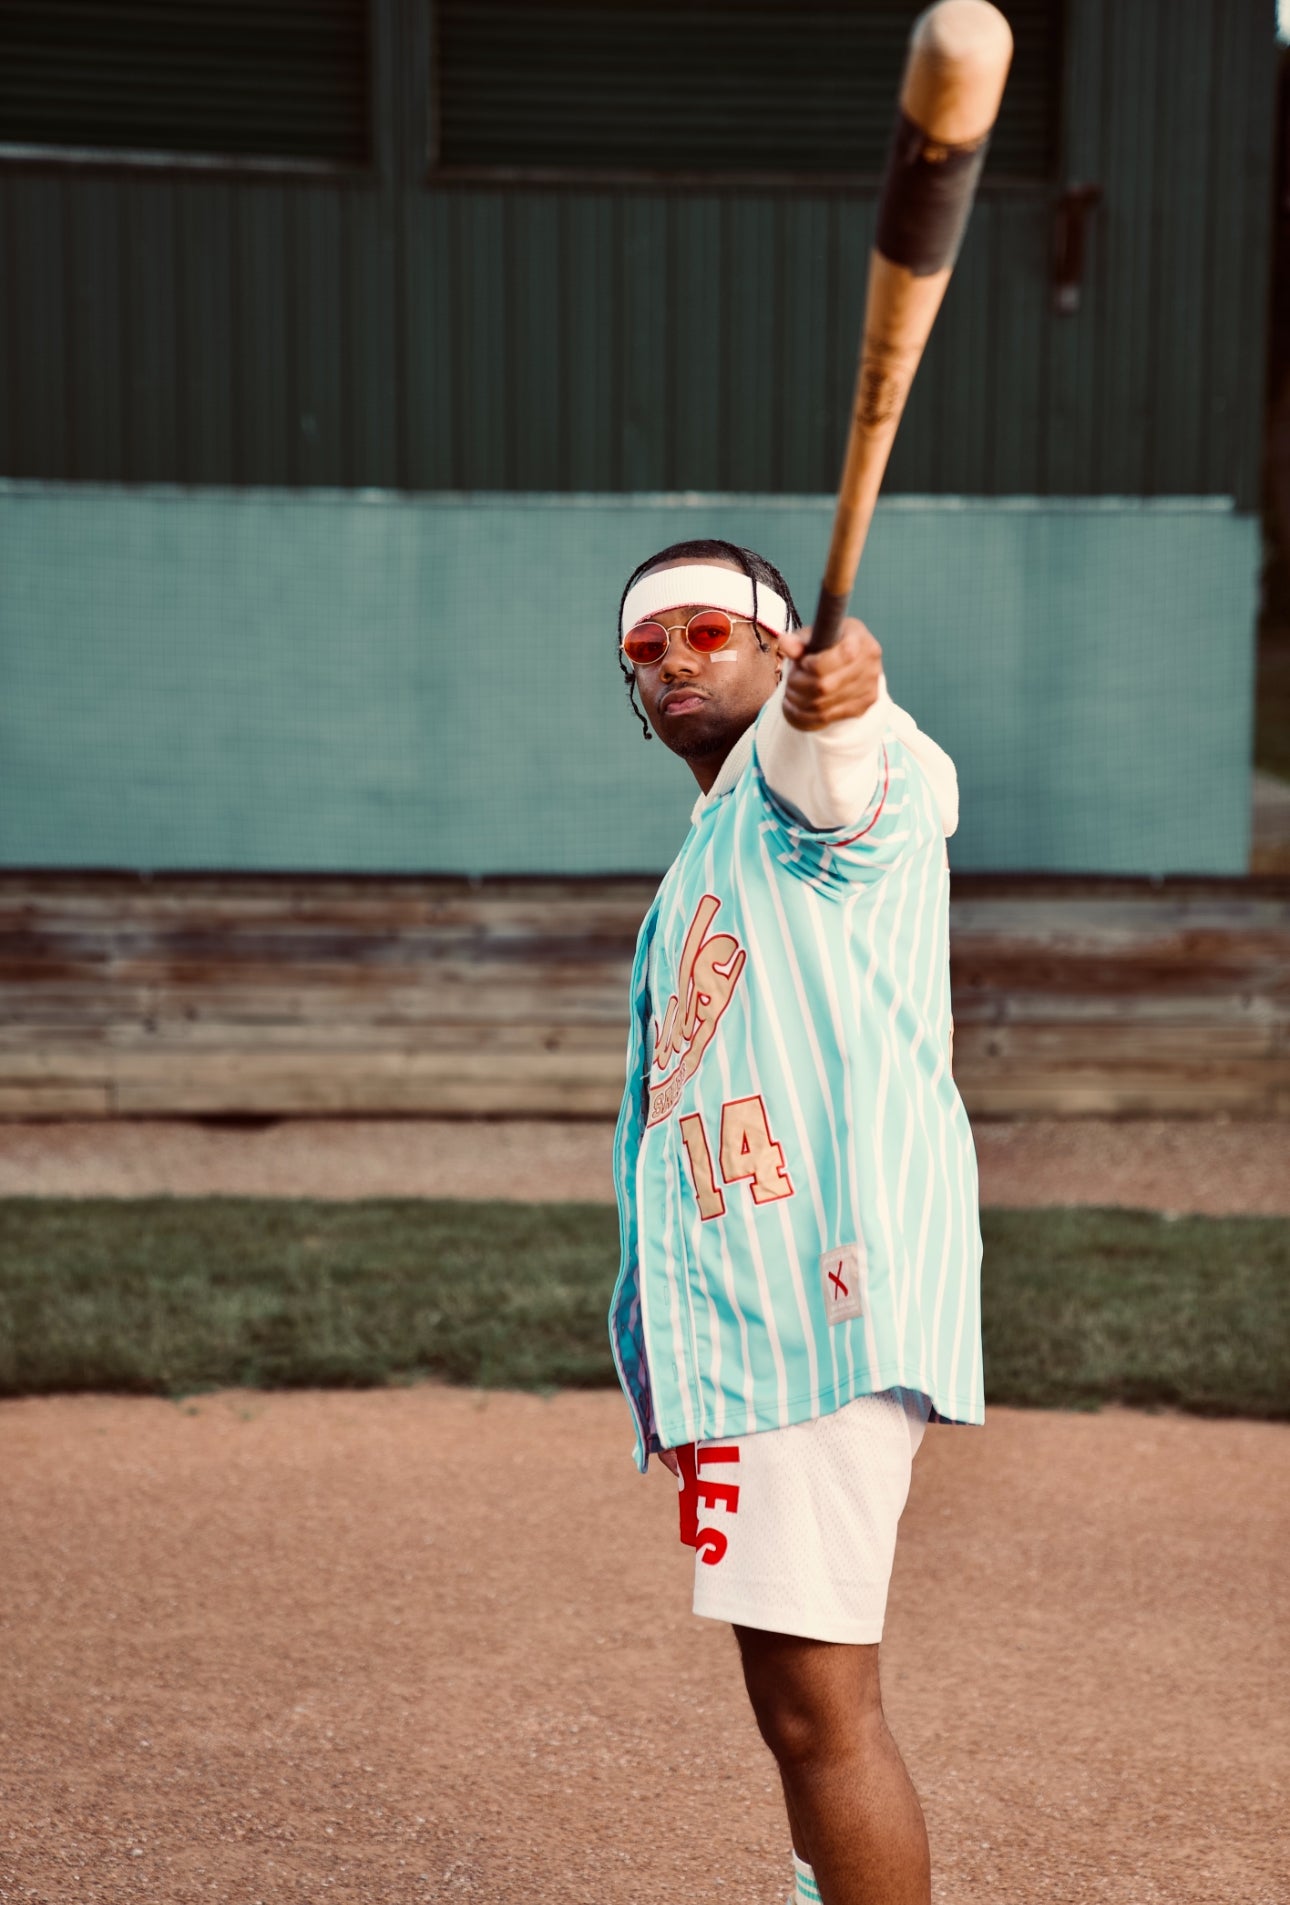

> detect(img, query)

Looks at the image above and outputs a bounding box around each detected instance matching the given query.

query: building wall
[0,0,1276,503]
[0,4,1275,878]
[0,483,1258,876]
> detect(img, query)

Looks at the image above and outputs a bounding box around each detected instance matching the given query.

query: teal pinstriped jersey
[607,703,983,1474]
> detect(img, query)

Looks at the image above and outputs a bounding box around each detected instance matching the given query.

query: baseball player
[606,537,983,1905]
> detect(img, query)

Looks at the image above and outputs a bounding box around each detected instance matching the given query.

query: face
[624,557,783,782]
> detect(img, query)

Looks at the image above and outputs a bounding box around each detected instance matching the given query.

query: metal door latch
[1052,183,1103,314]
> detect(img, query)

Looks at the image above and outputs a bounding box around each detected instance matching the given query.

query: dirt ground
[1,1387,1286,1905]
[2,1118,1287,1903]
[0,1115,1287,1215]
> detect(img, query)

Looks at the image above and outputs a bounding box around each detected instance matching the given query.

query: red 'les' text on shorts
[674,1442,741,1563]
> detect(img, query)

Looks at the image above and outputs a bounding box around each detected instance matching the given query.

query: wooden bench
[1,873,1288,1119]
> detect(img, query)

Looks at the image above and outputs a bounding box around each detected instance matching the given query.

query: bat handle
[807,583,852,653]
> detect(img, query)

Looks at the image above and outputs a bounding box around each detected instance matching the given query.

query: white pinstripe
[803,880,857,1396]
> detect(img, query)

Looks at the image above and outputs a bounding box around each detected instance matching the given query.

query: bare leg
[779,1771,809,1862]
[735,1625,931,1905]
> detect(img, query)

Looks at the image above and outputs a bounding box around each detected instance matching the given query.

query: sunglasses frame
[620,607,768,668]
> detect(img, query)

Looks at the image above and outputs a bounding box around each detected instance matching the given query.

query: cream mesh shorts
[673,1386,931,1644]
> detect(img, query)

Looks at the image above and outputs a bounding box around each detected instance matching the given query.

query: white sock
[791,1848,821,1905]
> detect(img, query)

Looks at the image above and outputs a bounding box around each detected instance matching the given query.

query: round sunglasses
[620,608,765,668]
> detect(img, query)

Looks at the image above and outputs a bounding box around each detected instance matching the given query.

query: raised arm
[758,616,888,830]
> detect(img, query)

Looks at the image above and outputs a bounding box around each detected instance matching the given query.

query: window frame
[422,0,1066,194]
[0,0,381,184]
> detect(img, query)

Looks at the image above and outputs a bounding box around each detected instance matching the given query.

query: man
[606,536,983,1905]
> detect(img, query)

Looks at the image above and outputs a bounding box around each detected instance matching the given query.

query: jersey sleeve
[750,730,940,896]
[754,689,886,830]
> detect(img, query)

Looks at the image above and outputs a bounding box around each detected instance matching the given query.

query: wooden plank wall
[0,0,1276,504]
[2,874,1288,1121]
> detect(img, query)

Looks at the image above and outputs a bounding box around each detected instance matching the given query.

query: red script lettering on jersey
[648,894,746,1127]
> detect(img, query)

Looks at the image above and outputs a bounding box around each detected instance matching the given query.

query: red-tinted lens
[622,621,669,665]
[686,611,734,652]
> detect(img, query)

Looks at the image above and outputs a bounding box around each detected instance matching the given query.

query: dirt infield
[2,1385,1286,1905]
[3,1122,1287,1901]
[1,1115,1288,1215]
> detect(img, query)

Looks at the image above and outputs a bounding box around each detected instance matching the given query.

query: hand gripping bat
[808,0,1013,652]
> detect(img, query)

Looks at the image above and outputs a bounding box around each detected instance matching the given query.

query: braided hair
[616,537,803,740]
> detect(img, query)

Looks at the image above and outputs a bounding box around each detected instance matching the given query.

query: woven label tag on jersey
[820,1243,866,1324]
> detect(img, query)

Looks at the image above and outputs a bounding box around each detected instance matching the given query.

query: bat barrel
[903,0,1016,147]
[807,0,1012,652]
[879,0,1013,281]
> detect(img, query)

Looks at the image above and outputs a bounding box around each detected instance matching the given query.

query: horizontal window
[0,0,371,168]
[434,0,1061,181]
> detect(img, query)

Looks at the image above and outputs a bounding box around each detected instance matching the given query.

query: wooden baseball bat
[808,0,1013,652]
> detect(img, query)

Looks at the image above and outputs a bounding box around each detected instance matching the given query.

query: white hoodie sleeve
[756,671,961,837]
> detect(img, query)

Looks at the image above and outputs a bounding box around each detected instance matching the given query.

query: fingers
[780,618,882,730]
[777,622,873,666]
[656,1447,681,1477]
[787,617,877,667]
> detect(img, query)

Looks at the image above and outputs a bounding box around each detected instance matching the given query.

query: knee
[742,1662,883,1772]
[747,1688,826,1769]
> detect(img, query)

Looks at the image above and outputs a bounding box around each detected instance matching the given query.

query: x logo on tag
[820,1243,865,1323]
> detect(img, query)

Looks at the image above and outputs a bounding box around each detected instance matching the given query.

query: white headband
[621,563,791,638]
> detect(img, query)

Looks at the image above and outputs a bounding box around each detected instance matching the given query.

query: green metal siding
[0,0,1277,503]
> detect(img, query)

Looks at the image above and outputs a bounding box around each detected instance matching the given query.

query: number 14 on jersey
[679,1095,794,1220]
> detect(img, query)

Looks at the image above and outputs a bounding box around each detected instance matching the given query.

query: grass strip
[0,1199,1286,1418]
